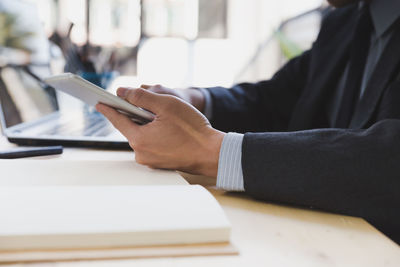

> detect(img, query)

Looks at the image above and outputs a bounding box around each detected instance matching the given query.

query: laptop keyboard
[40,112,114,137]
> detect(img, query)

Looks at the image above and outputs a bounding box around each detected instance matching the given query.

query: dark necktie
[335,5,373,128]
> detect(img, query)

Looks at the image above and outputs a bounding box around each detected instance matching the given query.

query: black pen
[0,146,63,159]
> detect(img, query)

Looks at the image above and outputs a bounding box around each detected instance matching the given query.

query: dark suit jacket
[206,4,400,244]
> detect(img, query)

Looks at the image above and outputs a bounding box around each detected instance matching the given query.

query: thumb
[118,87,164,114]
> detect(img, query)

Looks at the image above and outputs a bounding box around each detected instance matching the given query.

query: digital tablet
[44,73,155,124]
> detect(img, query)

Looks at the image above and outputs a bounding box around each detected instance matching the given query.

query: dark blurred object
[49,24,92,75]
[0,146,63,159]
[49,24,117,88]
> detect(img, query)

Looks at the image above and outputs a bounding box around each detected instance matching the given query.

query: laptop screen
[0,66,58,129]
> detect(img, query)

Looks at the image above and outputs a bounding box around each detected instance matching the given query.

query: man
[97,0,400,244]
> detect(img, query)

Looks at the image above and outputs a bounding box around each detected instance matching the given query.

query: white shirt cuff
[216,132,245,191]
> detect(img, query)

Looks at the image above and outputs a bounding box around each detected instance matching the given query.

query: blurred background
[0,0,329,94]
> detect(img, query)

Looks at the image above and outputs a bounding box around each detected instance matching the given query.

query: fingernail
[117,88,128,97]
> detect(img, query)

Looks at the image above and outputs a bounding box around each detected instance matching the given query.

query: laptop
[0,66,129,149]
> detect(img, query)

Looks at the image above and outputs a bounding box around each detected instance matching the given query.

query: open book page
[0,185,231,250]
[0,160,188,186]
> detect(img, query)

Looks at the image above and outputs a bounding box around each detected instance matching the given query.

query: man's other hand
[140,84,206,113]
[96,87,225,177]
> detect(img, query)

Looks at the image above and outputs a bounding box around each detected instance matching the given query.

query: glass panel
[142,0,198,40]
[198,0,227,38]
[90,0,141,46]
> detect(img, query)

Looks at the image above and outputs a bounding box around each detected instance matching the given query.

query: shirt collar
[369,0,400,37]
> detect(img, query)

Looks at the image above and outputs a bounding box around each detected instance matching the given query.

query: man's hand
[140,84,206,113]
[96,87,225,177]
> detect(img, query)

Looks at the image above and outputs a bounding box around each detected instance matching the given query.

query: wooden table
[0,137,399,267]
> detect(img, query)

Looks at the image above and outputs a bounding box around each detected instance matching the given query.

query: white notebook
[0,160,231,251]
[0,160,188,186]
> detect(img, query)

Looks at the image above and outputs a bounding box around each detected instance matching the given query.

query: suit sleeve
[205,50,311,133]
[242,119,400,243]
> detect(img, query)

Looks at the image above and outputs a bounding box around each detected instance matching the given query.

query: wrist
[195,129,225,178]
[187,88,205,113]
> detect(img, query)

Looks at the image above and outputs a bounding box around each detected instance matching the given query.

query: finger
[147,85,169,94]
[124,88,168,114]
[140,84,164,94]
[96,103,139,139]
[116,87,134,98]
